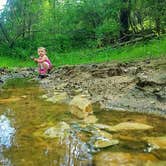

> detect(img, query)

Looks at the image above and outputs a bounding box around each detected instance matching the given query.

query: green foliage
[54,34,72,52]
[1,36,165,68]
[96,18,120,45]
[0,0,165,60]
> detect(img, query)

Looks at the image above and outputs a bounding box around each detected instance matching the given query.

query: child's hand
[30,56,35,60]
[34,58,38,62]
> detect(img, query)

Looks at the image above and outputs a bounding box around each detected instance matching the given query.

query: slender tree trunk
[119,0,130,42]
[155,18,160,35]
[0,22,11,44]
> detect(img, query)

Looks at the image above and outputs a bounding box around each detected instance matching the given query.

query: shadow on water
[0,78,165,166]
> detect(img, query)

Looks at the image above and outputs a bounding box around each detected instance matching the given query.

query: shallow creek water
[0,78,165,166]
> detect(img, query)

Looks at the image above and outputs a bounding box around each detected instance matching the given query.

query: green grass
[0,36,166,68]
[0,56,35,68]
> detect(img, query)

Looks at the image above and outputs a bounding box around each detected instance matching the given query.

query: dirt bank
[0,58,166,117]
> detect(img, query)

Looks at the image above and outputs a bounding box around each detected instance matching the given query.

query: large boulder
[69,95,93,119]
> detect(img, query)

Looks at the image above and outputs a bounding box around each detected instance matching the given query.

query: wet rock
[41,94,48,99]
[83,115,98,124]
[0,97,21,103]
[94,138,119,148]
[92,129,119,148]
[93,123,116,132]
[69,95,93,119]
[34,122,70,139]
[94,122,153,132]
[93,152,158,166]
[46,91,69,104]
[144,136,166,150]
[144,161,166,166]
[97,130,113,139]
[44,122,70,139]
[112,122,153,131]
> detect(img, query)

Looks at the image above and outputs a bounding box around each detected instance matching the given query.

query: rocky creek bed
[1,58,166,117]
[0,58,166,166]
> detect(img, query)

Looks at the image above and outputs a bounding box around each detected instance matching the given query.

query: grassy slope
[0,37,166,68]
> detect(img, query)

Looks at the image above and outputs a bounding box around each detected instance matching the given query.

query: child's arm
[34,56,47,63]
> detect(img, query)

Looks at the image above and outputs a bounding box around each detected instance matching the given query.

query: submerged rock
[44,122,70,139]
[93,123,116,132]
[112,122,153,131]
[93,152,158,166]
[94,138,119,148]
[92,129,119,148]
[93,122,153,132]
[144,136,166,150]
[0,97,21,103]
[33,121,70,139]
[83,115,98,124]
[46,91,69,104]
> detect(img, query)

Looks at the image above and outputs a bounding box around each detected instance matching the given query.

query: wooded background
[0,0,165,59]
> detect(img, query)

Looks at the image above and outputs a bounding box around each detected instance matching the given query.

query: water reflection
[0,115,15,148]
[0,114,15,166]
[59,130,92,166]
[0,153,12,166]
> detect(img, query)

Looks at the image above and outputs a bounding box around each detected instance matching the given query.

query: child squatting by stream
[31,47,52,78]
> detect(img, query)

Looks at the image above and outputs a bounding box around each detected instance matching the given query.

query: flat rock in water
[44,122,70,138]
[112,122,153,131]
[94,139,119,148]
[93,129,118,148]
[93,123,117,132]
[93,122,153,132]
[144,136,166,150]
[93,152,158,166]
[97,130,113,140]
[83,115,98,124]
[34,122,70,139]
[0,97,21,103]
[46,91,69,104]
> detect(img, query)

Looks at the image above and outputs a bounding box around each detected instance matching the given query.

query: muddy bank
[0,58,166,117]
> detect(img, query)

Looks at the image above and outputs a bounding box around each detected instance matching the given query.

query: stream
[0,78,165,166]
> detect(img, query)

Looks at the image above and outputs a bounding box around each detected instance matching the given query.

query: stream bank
[0,58,166,117]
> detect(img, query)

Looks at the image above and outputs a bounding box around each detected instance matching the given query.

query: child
[32,47,52,78]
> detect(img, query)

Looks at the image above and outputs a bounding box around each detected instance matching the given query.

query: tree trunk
[155,18,161,35]
[0,22,11,44]
[119,0,130,42]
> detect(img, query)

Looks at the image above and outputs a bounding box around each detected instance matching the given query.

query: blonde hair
[38,47,47,54]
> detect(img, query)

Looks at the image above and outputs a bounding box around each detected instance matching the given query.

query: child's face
[38,49,46,56]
